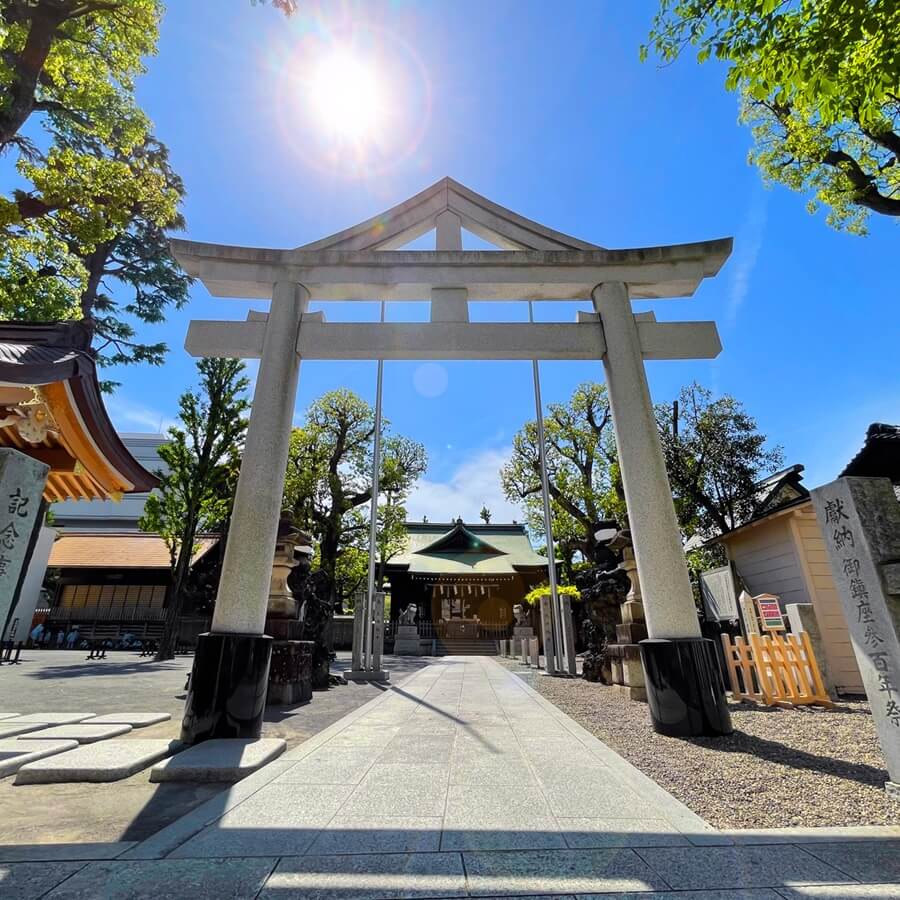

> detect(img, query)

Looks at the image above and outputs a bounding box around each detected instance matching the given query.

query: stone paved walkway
[3,657,900,898]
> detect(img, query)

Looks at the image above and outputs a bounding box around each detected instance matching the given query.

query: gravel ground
[506,661,900,829]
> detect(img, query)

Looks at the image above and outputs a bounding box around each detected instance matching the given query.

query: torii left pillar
[181,281,308,743]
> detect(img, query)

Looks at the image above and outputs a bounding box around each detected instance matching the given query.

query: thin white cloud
[406,446,524,524]
[726,189,768,329]
[105,396,176,435]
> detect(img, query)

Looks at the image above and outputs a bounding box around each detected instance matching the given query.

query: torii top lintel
[171,177,733,302]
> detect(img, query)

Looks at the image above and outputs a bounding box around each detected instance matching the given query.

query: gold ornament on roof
[0,387,59,444]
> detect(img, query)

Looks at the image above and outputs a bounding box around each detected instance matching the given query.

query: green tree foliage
[655,382,784,539]
[0,1,191,381]
[644,1,900,233]
[501,382,625,577]
[0,0,160,151]
[504,381,781,573]
[282,389,427,610]
[140,358,250,660]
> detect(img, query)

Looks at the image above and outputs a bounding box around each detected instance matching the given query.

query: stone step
[433,640,498,656]
[150,738,286,783]
[14,739,183,784]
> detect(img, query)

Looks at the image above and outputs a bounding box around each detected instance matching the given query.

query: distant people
[29,623,44,646]
[56,629,65,648]
[41,628,52,647]
[65,628,78,649]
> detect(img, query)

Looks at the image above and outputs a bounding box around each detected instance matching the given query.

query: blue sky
[34,1,900,520]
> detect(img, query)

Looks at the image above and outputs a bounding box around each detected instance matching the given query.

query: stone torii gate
[173,177,734,743]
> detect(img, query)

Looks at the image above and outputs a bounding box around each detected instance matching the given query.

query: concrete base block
[17,723,133,744]
[150,738,286,783]
[14,739,182,784]
[621,656,646,689]
[0,739,78,778]
[88,713,171,728]
[887,781,900,801]
[345,670,390,682]
[612,683,648,702]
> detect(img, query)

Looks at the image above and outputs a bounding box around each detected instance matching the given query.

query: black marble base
[639,637,733,737]
[180,632,272,744]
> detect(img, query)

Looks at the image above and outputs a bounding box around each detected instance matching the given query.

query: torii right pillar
[594,282,732,737]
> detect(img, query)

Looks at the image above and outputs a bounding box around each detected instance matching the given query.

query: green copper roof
[388,520,548,576]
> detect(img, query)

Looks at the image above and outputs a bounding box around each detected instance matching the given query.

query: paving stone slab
[441,826,568,852]
[0,843,136,862]
[574,892,783,900]
[0,862,85,900]
[273,750,377,785]
[14,739,182,784]
[41,858,277,899]
[463,847,670,895]
[87,713,171,728]
[168,783,355,859]
[305,816,443,855]
[442,783,566,852]
[11,713,96,724]
[0,722,51,739]
[342,766,447,818]
[259,851,467,899]
[636,845,856,890]
[800,840,900,884]
[560,817,691,849]
[149,737,286,783]
[0,738,78,778]
[17,723,133,744]
[776,886,900,898]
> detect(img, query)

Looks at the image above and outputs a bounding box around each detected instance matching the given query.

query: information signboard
[755,593,786,632]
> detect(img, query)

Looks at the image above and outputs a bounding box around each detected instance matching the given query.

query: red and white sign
[755,594,786,632]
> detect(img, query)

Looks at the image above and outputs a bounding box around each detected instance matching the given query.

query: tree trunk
[155,530,194,661]
[0,6,65,147]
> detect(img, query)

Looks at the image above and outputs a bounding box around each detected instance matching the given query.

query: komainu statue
[288,554,336,689]
[513,603,530,627]
[399,603,418,626]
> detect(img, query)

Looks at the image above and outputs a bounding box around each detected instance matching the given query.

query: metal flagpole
[528,301,565,673]
[364,301,386,670]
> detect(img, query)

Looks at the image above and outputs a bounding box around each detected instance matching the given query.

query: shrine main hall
[384,518,549,639]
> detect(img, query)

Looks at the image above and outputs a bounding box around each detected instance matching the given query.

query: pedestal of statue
[513,626,535,638]
[394,624,422,656]
[265,618,313,705]
[267,640,314,705]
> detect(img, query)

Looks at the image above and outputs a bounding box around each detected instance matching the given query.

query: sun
[309,51,381,141]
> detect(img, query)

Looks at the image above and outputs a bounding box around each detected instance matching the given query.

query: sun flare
[309,51,381,140]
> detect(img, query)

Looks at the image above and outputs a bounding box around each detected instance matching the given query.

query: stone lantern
[266,512,303,620]
[605,530,648,701]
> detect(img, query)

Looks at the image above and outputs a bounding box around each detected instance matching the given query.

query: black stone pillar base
[639,637,733,738]
[180,632,272,745]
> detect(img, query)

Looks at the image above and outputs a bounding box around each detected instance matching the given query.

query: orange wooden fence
[720,632,832,708]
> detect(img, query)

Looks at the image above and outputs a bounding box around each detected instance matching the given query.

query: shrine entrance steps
[433,639,499,656]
